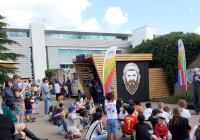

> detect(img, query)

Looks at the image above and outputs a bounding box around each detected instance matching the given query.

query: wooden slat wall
[149,68,170,99]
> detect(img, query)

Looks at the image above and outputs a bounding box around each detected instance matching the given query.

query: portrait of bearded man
[122,63,141,95]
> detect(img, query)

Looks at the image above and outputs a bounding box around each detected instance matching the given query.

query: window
[59,50,65,53]
[60,64,73,69]
[71,73,78,84]
[6,32,27,37]
[59,49,107,54]
[116,50,121,54]
[60,64,66,68]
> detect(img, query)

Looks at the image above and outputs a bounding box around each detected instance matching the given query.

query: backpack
[0,87,7,101]
[0,87,13,107]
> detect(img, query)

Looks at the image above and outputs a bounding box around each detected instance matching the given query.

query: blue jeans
[62,92,65,100]
[107,119,118,134]
[97,92,102,104]
[93,134,107,140]
[193,89,200,112]
[44,99,51,115]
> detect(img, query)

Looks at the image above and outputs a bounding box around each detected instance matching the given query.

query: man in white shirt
[55,81,61,101]
[158,102,169,124]
[143,103,152,121]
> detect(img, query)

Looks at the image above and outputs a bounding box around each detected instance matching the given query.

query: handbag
[5,98,13,107]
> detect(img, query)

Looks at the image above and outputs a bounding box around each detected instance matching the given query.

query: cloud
[194,26,200,35]
[103,7,128,31]
[0,0,91,28]
[76,17,100,31]
[189,7,196,12]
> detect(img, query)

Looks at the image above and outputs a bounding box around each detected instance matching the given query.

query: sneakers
[131,135,134,140]
[32,117,36,119]
[121,135,126,139]
[25,119,30,122]
[65,131,69,138]
[69,131,73,140]
[32,119,36,122]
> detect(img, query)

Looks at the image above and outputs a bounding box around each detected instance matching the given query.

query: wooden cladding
[149,68,170,99]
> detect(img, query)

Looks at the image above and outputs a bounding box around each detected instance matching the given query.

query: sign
[103,47,117,95]
[178,39,187,90]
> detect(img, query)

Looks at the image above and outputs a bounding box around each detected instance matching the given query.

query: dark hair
[55,81,58,83]
[68,79,71,83]
[62,85,64,87]
[88,112,102,129]
[127,106,135,115]
[13,75,21,80]
[116,98,123,108]
[48,106,54,114]
[29,80,31,82]
[106,93,114,101]
[76,97,80,102]
[79,111,84,116]
[98,81,101,85]
[146,103,151,108]
[65,112,69,119]
[5,79,12,87]
[137,114,145,123]
[42,77,48,82]
[135,101,140,105]
[59,103,64,108]
[123,105,129,114]
[86,101,90,106]
[31,84,33,86]
[129,102,135,107]
[96,107,103,113]
[84,111,88,116]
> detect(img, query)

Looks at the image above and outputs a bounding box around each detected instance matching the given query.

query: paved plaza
[25,96,200,140]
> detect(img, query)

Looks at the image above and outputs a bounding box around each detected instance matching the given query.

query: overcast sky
[0,0,200,34]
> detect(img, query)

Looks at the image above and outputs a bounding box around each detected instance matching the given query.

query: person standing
[95,81,103,105]
[89,76,95,100]
[60,85,66,100]
[55,81,61,101]
[41,77,52,117]
[67,79,72,100]
[188,67,200,115]
[11,75,25,124]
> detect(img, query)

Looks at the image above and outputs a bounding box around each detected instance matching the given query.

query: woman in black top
[169,106,196,140]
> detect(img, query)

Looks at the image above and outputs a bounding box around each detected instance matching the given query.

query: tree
[130,32,200,95]
[0,15,25,84]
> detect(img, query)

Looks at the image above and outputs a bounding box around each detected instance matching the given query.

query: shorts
[14,102,22,115]
[26,110,32,114]
[20,109,24,115]
[107,119,118,134]
[119,119,124,122]
[9,105,15,111]
[68,126,80,133]
[32,109,36,114]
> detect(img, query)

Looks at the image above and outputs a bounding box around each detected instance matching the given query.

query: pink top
[31,87,34,93]
[121,112,128,119]
[100,116,107,130]
[30,99,35,109]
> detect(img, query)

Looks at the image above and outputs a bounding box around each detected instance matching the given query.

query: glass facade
[45,33,127,41]
[6,32,27,37]
[60,64,73,69]
[59,50,108,54]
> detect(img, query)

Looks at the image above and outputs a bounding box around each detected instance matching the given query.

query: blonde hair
[158,102,164,109]
[178,99,187,108]
[164,105,170,112]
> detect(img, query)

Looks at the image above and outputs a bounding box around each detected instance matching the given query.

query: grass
[151,93,193,104]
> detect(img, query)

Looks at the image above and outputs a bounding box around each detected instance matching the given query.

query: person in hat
[67,106,83,139]
[154,114,172,139]
[25,92,35,123]
[149,108,163,129]
[53,108,64,125]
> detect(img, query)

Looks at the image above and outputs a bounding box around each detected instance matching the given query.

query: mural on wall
[186,68,200,81]
[122,63,141,95]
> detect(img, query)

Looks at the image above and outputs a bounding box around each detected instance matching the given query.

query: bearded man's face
[124,70,139,95]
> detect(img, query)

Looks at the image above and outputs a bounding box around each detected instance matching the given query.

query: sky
[0,0,200,35]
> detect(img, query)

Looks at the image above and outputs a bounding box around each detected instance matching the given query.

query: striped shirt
[85,120,106,140]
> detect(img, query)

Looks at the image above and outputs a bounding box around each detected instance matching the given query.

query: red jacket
[60,87,66,93]
[154,123,168,138]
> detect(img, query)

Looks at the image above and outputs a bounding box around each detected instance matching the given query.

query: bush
[45,69,56,81]
[151,93,193,104]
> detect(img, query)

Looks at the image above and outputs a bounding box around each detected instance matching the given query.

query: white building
[1,23,159,82]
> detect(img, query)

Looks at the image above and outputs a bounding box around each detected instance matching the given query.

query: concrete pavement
[25,96,200,140]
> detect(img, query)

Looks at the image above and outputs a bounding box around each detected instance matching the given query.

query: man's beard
[124,78,139,95]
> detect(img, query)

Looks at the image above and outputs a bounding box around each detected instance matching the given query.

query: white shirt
[28,83,31,90]
[167,112,172,120]
[105,100,118,119]
[160,110,169,124]
[181,108,191,119]
[143,108,152,120]
[55,83,60,94]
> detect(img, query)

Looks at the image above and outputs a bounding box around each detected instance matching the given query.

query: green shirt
[2,106,17,122]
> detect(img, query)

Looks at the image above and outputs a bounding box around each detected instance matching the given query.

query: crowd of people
[1,75,200,140]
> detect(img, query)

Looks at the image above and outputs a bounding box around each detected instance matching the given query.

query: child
[119,105,129,121]
[178,99,191,119]
[52,106,58,120]
[30,95,36,117]
[80,111,91,129]
[121,106,138,140]
[59,103,65,110]
[60,85,66,100]
[85,101,91,111]
[134,101,143,115]
[20,96,25,124]
[58,113,69,138]
[143,102,152,121]
[105,93,118,140]
[34,84,38,92]
[58,95,64,104]
[149,108,162,129]
[96,107,107,130]
[154,114,172,139]
[158,102,169,124]
[68,106,83,139]
[30,84,34,94]
[118,103,125,121]
[24,92,35,123]
[89,96,95,108]
[164,105,172,120]
[34,91,40,114]
[116,98,123,115]
[48,106,54,121]
[54,108,63,125]
[133,114,158,140]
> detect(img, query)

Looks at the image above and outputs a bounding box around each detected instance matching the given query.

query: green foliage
[130,32,200,94]
[0,14,25,84]
[151,94,193,104]
[45,69,56,81]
